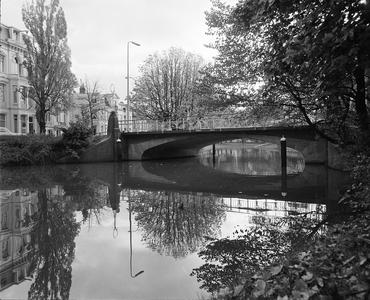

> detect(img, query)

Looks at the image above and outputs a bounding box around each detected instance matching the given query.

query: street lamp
[110,84,117,112]
[126,41,140,132]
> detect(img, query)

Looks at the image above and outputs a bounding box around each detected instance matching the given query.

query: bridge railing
[118,116,293,133]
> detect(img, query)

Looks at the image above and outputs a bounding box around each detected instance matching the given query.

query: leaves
[22,0,77,133]
[204,0,370,145]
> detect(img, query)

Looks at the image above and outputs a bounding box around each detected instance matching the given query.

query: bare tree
[131,47,206,122]
[76,77,105,129]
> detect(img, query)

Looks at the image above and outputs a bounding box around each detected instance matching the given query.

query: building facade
[70,84,130,135]
[1,22,131,136]
[0,23,38,134]
[0,188,38,291]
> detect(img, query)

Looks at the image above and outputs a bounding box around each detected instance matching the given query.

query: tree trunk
[354,66,369,132]
[37,103,47,134]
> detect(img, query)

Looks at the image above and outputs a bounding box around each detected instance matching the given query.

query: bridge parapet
[118,115,305,133]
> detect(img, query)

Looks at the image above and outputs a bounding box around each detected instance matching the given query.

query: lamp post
[110,84,116,112]
[126,41,140,132]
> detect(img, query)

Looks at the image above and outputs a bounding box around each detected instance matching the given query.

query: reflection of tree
[62,173,108,226]
[27,188,80,300]
[190,215,323,294]
[133,191,226,259]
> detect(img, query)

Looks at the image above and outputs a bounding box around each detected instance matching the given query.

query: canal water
[0,141,350,299]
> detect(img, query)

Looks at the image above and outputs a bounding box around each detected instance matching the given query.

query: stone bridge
[57,112,342,168]
[120,126,325,163]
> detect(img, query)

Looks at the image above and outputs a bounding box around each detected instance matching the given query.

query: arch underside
[141,133,315,161]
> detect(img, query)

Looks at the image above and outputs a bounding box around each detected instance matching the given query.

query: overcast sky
[2,0,236,100]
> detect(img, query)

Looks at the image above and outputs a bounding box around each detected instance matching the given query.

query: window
[1,211,8,230]
[0,55,4,72]
[14,57,19,74]
[29,116,34,133]
[14,30,19,42]
[0,84,5,102]
[21,115,27,134]
[13,85,18,104]
[2,238,9,259]
[14,115,18,133]
[0,114,5,127]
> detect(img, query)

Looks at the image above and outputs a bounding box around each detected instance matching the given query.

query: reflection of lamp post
[127,41,140,132]
[281,136,287,198]
[128,192,144,278]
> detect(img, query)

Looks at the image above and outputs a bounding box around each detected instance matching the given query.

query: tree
[27,188,80,300]
[134,191,226,259]
[76,77,104,129]
[190,214,329,294]
[204,0,370,145]
[131,47,208,122]
[22,0,77,134]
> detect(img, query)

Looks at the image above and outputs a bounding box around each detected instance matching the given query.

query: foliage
[27,188,80,300]
[57,121,94,159]
[204,0,370,145]
[131,47,210,123]
[0,121,94,166]
[191,215,322,294]
[22,0,78,134]
[216,211,370,300]
[0,134,61,166]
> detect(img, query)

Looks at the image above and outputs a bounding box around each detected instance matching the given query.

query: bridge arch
[122,128,327,164]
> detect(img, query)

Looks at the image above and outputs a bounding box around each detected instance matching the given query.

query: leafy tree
[131,47,208,123]
[22,0,77,134]
[27,188,80,300]
[204,0,370,145]
[58,121,94,158]
[190,214,329,294]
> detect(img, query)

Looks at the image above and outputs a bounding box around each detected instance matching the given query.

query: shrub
[55,121,94,159]
[0,134,61,166]
[0,121,95,166]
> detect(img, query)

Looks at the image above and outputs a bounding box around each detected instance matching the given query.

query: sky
[1,0,236,101]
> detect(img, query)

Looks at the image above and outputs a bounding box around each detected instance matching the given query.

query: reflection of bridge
[221,197,325,220]
[57,113,341,168]
[126,191,326,222]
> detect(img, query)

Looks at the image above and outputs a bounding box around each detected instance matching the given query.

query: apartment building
[0,23,37,134]
[0,188,38,291]
[1,22,131,136]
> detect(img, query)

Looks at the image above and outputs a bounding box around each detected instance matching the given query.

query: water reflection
[0,144,350,299]
[199,142,304,176]
[131,191,225,259]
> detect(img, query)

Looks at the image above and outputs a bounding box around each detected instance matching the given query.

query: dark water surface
[0,142,350,299]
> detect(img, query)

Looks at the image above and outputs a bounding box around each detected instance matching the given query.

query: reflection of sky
[71,202,210,300]
[1,201,209,300]
[69,203,258,299]
[1,196,324,300]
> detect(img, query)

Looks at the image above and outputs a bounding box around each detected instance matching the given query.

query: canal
[0,141,350,299]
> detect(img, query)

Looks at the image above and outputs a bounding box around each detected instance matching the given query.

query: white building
[0,23,37,134]
[1,22,131,136]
